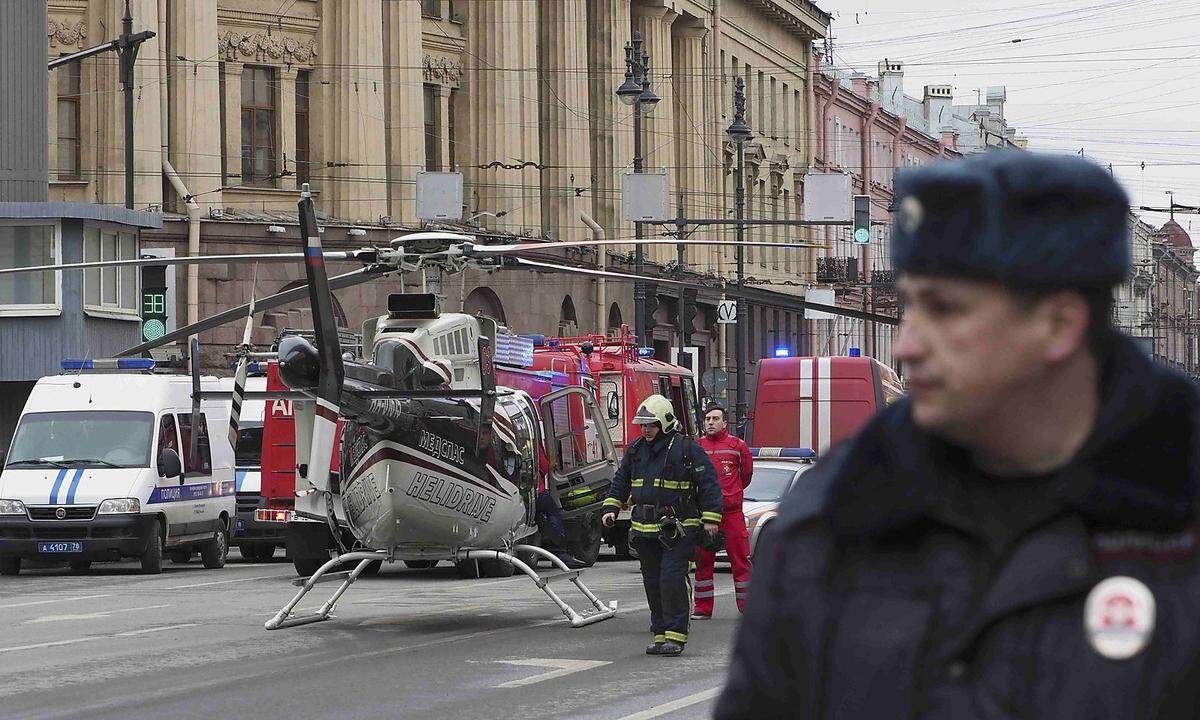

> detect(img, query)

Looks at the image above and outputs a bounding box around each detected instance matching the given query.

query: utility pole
[48,0,154,210]
[616,32,659,348]
[727,77,753,433]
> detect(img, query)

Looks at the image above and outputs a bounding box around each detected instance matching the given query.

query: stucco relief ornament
[220,32,317,65]
[48,19,87,48]
[423,55,463,84]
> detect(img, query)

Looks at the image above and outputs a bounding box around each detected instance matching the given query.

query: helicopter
[0,186,822,630]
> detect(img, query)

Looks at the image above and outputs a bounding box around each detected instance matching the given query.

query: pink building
[805,57,1021,368]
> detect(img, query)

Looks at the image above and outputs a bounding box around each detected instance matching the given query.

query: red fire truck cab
[528,328,700,558]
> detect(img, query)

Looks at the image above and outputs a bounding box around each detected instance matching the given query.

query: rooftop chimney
[0,1,49,201]
[851,72,868,97]
[877,59,904,114]
[923,85,953,133]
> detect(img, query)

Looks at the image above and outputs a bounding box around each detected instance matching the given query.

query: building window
[84,227,138,315]
[295,70,311,185]
[421,0,441,19]
[0,224,58,312]
[57,61,81,180]
[240,66,277,186]
[424,84,441,171]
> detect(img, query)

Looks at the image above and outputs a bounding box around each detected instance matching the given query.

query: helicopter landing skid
[264,550,388,630]
[456,545,619,628]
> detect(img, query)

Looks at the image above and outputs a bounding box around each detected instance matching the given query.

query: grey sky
[815,0,1200,234]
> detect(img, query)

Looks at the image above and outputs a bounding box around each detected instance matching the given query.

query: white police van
[0,358,235,575]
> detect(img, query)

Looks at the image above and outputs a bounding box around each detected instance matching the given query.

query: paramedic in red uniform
[693,405,754,617]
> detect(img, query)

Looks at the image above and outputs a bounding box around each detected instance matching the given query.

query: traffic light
[853,195,871,245]
[140,265,167,343]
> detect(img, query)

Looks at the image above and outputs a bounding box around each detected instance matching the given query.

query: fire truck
[527,327,701,558]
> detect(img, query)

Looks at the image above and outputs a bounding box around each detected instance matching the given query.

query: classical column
[673,21,706,268]
[383,0,424,224]
[319,0,387,221]
[462,0,540,233]
[437,85,453,172]
[220,61,243,186]
[167,0,218,210]
[631,3,677,263]
[539,0,591,240]
[586,0,633,251]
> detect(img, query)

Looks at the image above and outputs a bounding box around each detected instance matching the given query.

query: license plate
[38,541,83,554]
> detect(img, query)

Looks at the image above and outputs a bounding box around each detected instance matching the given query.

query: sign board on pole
[670,346,702,378]
[802,172,852,222]
[416,171,464,221]
[717,300,737,324]
[622,171,670,222]
[804,287,838,321]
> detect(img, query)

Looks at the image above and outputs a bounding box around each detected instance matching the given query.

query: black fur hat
[891,151,1131,289]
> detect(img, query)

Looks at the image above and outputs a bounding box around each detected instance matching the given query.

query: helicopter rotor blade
[0,251,364,277]
[471,237,825,255]
[506,257,687,285]
[115,265,391,357]
[227,265,259,449]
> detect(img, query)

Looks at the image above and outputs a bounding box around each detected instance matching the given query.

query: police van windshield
[743,467,798,502]
[234,424,263,469]
[7,411,155,469]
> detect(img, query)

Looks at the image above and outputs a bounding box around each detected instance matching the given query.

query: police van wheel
[68,561,92,572]
[404,560,436,569]
[0,557,20,576]
[455,559,483,579]
[200,525,229,569]
[141,520,164,574]
[480,558,516,578]
[168,551,192,564]
[359,559,382,576]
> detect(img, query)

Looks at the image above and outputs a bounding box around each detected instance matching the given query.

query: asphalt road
[0,550,742,720]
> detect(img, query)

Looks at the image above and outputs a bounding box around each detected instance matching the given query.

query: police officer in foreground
[602,394,723,657]
[716,151,1200,718]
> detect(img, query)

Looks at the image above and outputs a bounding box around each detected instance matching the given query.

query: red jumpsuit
[694,428,754,615]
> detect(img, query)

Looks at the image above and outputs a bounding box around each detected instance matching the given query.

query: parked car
[717,447,817,563]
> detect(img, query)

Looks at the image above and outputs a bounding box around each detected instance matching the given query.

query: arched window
[277,279,349,328]
[463,286,506,324]
[607,303,622,334]
[559,295,577,336]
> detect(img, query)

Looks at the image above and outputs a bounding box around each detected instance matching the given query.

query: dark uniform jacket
[716,336,1200,719]
[603,431,724,538]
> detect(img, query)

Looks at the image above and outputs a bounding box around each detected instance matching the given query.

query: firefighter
[601,394,723,656]
[716,151,1200,719]
[693,405,754,617]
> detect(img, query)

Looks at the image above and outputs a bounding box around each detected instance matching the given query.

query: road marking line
[0,594,112,610]
[161,574,283,590]
[495,658,611,688]
[114,623,199,637]
[613,687,722,720]
[25,604,172,624]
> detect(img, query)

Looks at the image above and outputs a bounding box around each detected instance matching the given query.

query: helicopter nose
[278,335,321,390]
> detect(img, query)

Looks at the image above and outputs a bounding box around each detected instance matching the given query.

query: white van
[0,359,235,575]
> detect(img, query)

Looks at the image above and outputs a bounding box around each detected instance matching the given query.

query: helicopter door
[538,386,616,515]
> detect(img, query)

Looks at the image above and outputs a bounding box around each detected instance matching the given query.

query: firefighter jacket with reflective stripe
[603,431,723,537]
[699,429,754,511]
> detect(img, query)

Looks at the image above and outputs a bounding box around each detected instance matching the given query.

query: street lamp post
[616,32,659,348]
[727,77,753,433]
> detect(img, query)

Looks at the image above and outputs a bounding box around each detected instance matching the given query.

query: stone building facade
[39,0,831,393]
[1149,220,1198,377]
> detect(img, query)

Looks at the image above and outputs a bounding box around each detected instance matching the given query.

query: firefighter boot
[658,640,684,657]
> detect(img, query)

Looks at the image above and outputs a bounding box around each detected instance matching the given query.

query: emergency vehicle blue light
[848,347,862,357]
[638,347,654,358]
[62,358,156,371]
[750,447,817,459]
[522,334,547,347]
[548,339,560,348]
[773,346,791,358]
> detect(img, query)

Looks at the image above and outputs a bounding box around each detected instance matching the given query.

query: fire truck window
[599,378,620,426]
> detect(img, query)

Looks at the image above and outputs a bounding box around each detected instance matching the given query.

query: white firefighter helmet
[632,394,679,432]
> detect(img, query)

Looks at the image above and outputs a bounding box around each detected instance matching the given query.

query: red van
[748,355,903,453]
